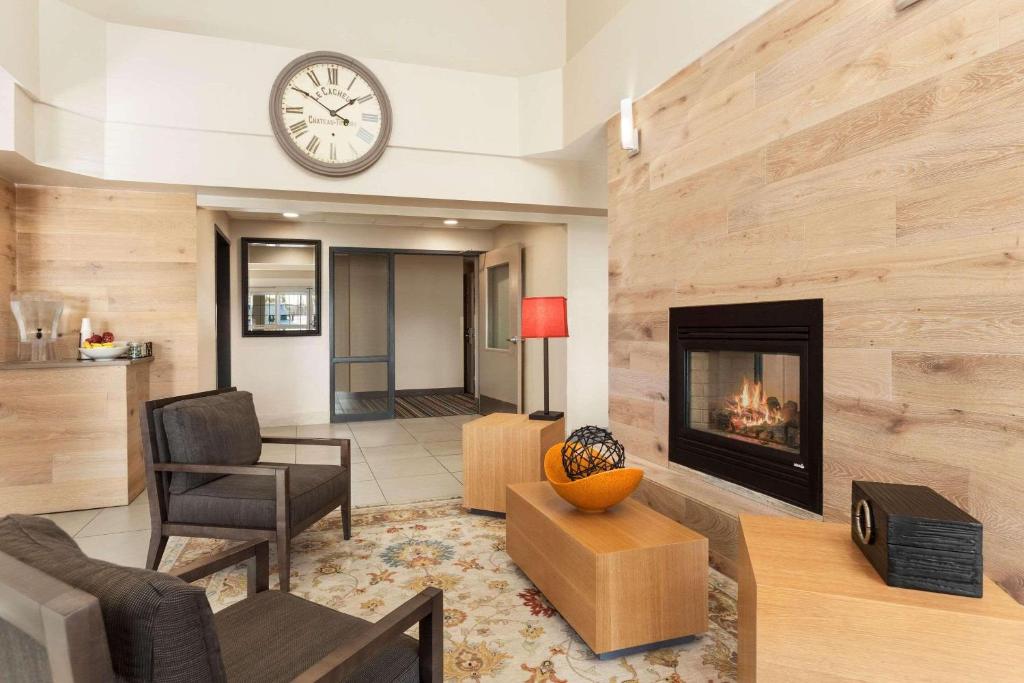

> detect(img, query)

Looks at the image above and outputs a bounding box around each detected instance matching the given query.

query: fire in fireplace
[688,351,800,453]
[669,300,822,513]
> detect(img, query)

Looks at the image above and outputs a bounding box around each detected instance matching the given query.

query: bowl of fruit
[80,332,127,360]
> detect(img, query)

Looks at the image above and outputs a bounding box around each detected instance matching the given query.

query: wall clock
[269,51,392,177]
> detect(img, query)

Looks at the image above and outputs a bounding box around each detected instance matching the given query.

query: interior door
[477,243,522,414]
[331,250,394,421]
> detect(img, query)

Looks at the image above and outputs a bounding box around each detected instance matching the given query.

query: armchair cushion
[0,515,226,683]
[215,590,418,683]
[166,463,348,531]
[162,390,263,494]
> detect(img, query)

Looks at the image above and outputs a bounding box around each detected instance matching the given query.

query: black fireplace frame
[669,299,823,513]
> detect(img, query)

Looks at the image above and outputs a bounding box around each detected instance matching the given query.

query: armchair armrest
[169,540,270,597]
[261,436,352,469]
[261,437,347,447]
[152,462,287,477]
[154,463,291,534]
[293,587,443,683]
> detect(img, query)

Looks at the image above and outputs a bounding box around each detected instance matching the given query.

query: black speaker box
[851,481,983,598]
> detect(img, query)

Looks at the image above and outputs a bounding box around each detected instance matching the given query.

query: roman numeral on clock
[306,136,321,155]
[285,106,303,114]
[361,112,379,123]
[357,128,375,145]
[357,94,374,103]
[307,70,320,87]
[330,143,337,161]
[289,120,308,138]
[347,75,357,90]
[328,66,338,85]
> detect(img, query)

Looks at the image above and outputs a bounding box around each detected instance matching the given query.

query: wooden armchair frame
[141,388,352,592]
[169,541,443,682]
[0,550,115,682]
[0,541,442,682]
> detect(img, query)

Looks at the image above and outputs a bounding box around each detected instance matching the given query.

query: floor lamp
[521,296,568,421]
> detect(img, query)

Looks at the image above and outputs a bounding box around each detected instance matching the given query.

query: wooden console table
[507,481,708,657]
[738,515,1024,682]
[0,358,153,514]
[462,413,563,513]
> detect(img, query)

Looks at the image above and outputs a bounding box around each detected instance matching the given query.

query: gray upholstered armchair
[141,388,351,592]
[0,514,442,682]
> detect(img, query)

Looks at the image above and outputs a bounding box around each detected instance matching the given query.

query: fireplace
[669,299,823,513]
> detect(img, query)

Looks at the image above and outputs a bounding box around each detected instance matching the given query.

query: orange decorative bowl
[544,442,643,513]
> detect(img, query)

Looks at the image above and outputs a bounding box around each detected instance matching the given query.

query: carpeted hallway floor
[394,393,479,418]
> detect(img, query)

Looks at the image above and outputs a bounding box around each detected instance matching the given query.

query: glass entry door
[331,250,394,421]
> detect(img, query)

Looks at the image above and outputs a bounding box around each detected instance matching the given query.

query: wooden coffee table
[507,481,708,657]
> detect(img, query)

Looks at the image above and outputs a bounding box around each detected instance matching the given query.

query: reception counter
[0,357,153,515]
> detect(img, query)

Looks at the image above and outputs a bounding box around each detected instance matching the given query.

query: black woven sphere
[561,426,625,481]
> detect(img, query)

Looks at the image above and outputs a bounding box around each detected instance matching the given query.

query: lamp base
[529,410,564,421]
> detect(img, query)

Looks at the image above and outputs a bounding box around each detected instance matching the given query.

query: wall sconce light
[620,97,640,157]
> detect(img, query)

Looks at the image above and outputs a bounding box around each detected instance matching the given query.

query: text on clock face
[279,62,383,165]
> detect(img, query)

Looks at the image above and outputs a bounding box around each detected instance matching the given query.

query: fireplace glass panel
[687,350,801,455]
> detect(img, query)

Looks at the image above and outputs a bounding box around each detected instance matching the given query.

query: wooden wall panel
[608,0,1024,601]
[0,364,141,514]
[0,177,15,360]
[14,185,198,398]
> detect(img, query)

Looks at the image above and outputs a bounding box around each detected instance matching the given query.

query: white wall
[566,0,632,60]
[0,0,39,93]
[230,220,493,425]
[0,5,601,210]
[63,0,566,77]
[566,217,609,430]
[394,254,464,391]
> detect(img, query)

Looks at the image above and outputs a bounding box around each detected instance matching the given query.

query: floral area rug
[162,500,738,683]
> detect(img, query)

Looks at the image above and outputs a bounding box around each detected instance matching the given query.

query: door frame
[462,257,476,395]
[329,247,484,422]
[214,226,231,389]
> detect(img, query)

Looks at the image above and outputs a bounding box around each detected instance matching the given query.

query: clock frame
[269,51,393,177]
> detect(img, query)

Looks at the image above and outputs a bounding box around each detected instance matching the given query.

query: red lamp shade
[521,296,568,339]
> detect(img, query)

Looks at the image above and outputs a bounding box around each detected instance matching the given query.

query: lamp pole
[543,337,550,416]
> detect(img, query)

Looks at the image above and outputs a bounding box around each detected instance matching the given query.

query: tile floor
[41,415,478,569]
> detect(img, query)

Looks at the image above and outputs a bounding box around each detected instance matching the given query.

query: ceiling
[227,210,503,231]
[63,0,567,76]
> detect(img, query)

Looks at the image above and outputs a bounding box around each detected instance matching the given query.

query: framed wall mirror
[241,238,321,337]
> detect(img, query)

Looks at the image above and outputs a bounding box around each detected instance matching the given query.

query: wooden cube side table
[462,413,564,513]
[507,482,709,657]
[738,515,1024,682]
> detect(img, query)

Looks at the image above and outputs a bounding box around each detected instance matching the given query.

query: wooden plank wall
[0,365,137,514]
[14,185,199,398]
[607,0,1024,601]
[0,177,15,360]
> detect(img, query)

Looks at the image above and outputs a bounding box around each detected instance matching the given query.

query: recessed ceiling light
[444,219,459,226]
[282,212,300,218]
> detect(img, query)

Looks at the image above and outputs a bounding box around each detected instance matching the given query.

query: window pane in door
[487,263,510,350]
[333,253,389,357]
[334,362,389,416]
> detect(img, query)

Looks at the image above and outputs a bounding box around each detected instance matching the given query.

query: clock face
[270,52,392,176]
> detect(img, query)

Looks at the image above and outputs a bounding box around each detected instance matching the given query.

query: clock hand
[333,97,358,114]
[291,86,350,125]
